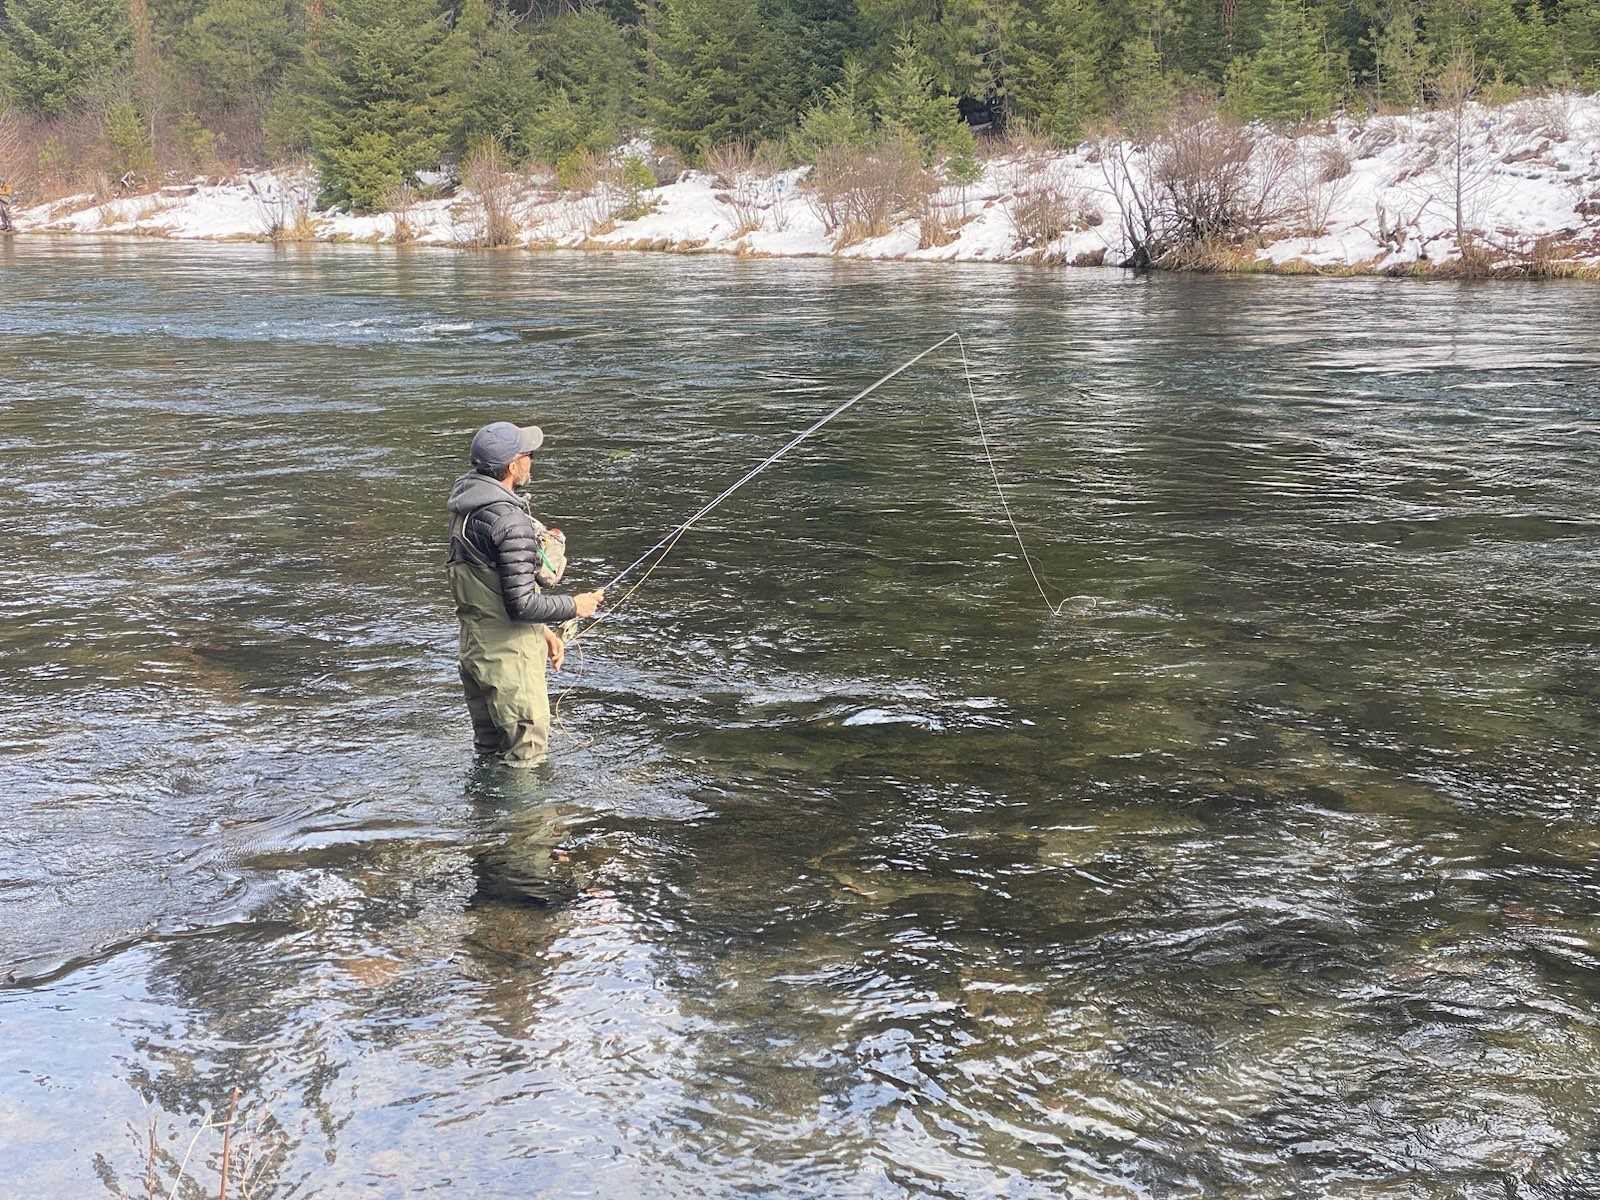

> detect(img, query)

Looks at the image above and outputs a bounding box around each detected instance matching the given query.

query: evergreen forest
[3,0,1599,211]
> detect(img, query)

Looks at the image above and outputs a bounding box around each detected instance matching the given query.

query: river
[3,238,1599,1197]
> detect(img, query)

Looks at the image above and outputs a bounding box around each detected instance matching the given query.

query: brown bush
[1287,135,1354,236]
[704,140,765,233]
[456,140,522,248]
[805,138,929,247]
[1096,101,1301,267]
[1507,92,1577,143]
[985,120,1058,163]
[1001,153,1089,249]
[0,108,25,190]
[248,170,318,242]
[383,181,420,245]
[1152,107,1290,243]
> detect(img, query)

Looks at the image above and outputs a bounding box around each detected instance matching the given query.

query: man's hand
[574,589,605,619]
[544,627,566,671]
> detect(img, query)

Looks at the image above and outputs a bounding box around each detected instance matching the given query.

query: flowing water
[3,238,1599,1198]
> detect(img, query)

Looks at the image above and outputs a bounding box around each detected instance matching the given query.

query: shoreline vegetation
[12,91,1600,280]
[3,1,1600,279]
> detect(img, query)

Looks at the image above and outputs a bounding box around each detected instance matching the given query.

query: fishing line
[549,333,1067,737]
[951,332,1072,618]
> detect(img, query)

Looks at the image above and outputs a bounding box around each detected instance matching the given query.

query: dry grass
[914,194,969,249]
[133,194,170,223]
[1162,234,1273,272]
[984,120,1059,163]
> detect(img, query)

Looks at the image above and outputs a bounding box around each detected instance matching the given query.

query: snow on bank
[15,93,1600,274]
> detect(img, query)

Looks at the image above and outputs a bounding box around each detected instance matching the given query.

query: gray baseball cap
[470,421,544,471]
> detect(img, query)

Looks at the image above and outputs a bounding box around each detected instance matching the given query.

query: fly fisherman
[447,421,604,765]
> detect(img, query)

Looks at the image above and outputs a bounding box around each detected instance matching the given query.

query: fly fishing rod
[571,331,1065,645]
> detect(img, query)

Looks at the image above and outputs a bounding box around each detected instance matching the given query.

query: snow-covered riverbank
[14,93,1600,276]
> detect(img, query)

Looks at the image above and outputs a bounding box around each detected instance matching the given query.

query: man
[447,421,603,765]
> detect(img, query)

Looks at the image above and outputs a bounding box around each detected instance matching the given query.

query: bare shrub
[553,148,625,236]
[0,108,24,182]
[1289,135,1355,236]
[1095,103,1298,268]
[705,140,764,233]
[12,108,107,199]
[1318,139,1353,182]
[1002,153,1088,249]
[456,140,522,248]
[208,105,268,172]
[384,181,420,245]
[1508,92,1577,143]
[769,185,795,232]
[248,169,318,242]
[705,140,793,235]
[804,138,928,247]
[0,110,23,228]
[1153,107,1291,244]
[1424,52,1497,264]
[1095,132,1165,266]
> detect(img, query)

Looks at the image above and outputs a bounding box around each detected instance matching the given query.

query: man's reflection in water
[457,764,615,1044]
[462,760,602,909]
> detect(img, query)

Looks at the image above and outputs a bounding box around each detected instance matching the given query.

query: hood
[447,471,525,516]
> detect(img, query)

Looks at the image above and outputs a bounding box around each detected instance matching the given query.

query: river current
[3,238,1599,1197]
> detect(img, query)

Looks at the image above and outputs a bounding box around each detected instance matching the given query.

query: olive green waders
[449,560,552,765]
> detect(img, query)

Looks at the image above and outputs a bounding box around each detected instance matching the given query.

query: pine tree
[1114,30,1175,138]
[1421,0,1542,83]
[179,0,299,116]
[875,31,968,163]
[304,0,458,211]
[1374,7,1427,107]
[1562,0,1600,87]
[531,7,638,154]
[645,0,779,158]
[764,0,865,120]
[790,56,874,160]
[453,3,541,160]
[855,0,998,98]
[0,0,131,116]
[1514,0,1555,86]
[1007,0,1110,145]
[1227,0,1337,123]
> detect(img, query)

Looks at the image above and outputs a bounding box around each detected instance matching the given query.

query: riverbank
[12,93,1600,278]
